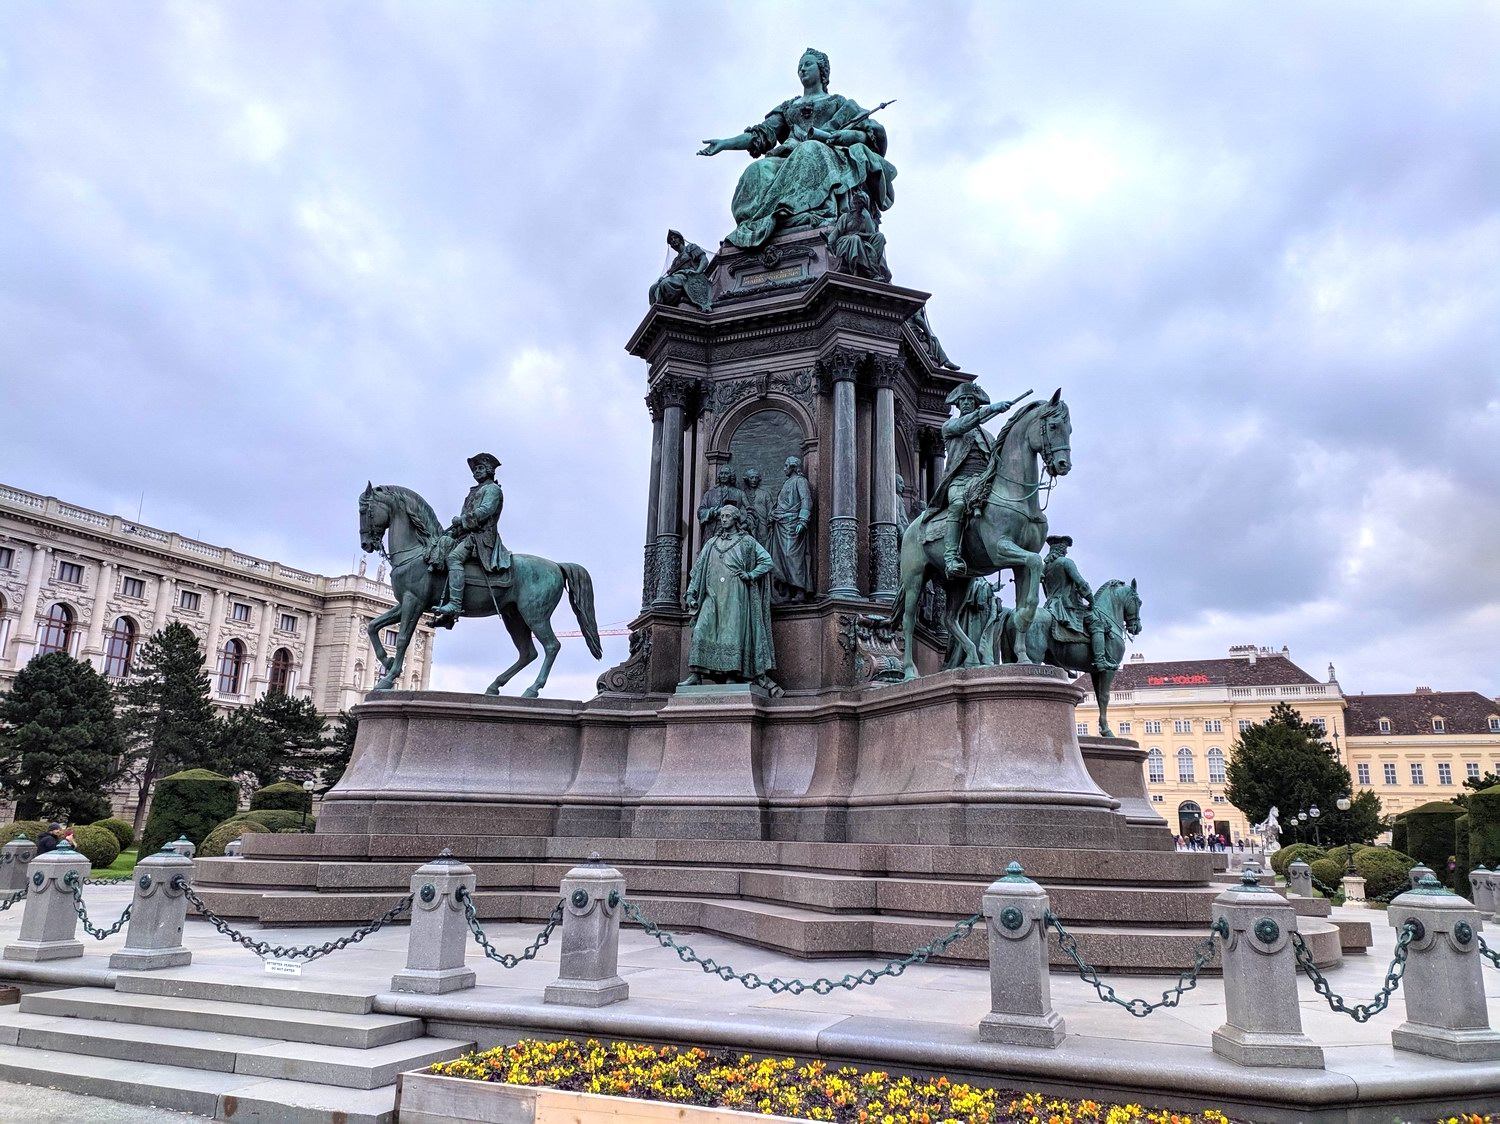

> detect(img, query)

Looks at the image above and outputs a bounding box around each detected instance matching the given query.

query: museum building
[1343,689,1500,818]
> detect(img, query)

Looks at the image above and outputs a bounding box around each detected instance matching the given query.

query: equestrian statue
[357,454,602,697]
[889,385,1073,677]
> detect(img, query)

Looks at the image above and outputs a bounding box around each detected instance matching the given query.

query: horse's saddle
[423,534,514,588]
[1041,603,1089,645]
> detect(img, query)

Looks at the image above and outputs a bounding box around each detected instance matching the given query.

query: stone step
[0,1007,470,1089]
[115,968,379,1013]
[21,987,424,1048]
[0,1041,400,1122]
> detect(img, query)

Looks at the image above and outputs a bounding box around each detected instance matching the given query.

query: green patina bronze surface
[680,505,777,692]
[650,229,712,311]
[698,49,896,251]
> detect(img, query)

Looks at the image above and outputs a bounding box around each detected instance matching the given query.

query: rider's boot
[431,566,465,620]
[1090,624,1110,671]
[942,515,966,579]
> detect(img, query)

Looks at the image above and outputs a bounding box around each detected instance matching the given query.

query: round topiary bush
[140,769,240,857]
[230,808,313,833]
[0,820,49,846]
[1455,813,1472,899]
[90,818,135,851]
[1403,800,1467,885]
[249,781,312,815]
[1270,843,1326,878]
[199,818,271,858]
[1354,846,1418,902]
[1469,785,1500,869]
[69,824,120,870]
[1309,856,1348,892]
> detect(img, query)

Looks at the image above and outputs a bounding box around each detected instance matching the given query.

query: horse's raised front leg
[487,605,537,694]
[366,604,403,674]
[372,596,422,690]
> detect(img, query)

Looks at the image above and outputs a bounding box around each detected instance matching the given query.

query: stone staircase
[0,973,472,1122]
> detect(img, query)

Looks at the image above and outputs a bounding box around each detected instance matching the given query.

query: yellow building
[1076,645,1345,844]
[1345,690,1500,818]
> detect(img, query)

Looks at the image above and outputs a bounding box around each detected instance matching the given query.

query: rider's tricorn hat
[1046,535,1073,547]
[467,452,501,472]
[945,382,990,407]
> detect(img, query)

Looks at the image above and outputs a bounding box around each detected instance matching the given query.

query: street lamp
[300,779,316,832]
[1309,804,1322,848]
[1296,810,1308,844]
[1336,794,1355,873]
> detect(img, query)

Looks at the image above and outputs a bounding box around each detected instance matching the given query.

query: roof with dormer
[1111,654,1322,691]
[1346,691,1500,736]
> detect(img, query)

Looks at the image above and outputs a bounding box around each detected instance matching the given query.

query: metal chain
[178,880,411,962]
[1045,911,1226,1017]
[1291,920,1417,1022]
[1479,936,1500,970]
[80,876,132,886]
[621,898,983,994]
[65,880,132,939]
[457,887,563,967]
[1308,873,1402,904]
[0,888,26,912]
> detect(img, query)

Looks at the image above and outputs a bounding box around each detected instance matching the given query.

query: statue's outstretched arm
[698,132,755,157]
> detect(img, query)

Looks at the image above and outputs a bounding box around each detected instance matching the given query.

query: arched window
[1176,747,1196,783]
[1206,746,1226,784]
[217,639,246,695]
[1177,800,1203,838]
[1146,748,1165,783]
[37,603,74,656]
[268,647,293,694]
[102,617,137,678]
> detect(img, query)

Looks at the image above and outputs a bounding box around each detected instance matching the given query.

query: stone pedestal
[1079,737,1171,850]
[1287,861,1313,898]
[110,850,194,970]
[0,836,36,894]
[1341,874,1368,909]
[545,857,628,1007]
[391,852,477,995]
[1388,882,1500,1061]
[4,843,89,962]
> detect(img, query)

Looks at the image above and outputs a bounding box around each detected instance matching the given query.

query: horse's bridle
[984,401,1068,518]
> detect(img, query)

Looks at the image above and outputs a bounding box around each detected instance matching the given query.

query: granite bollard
[3,840,90,962]
[1287,860,1313,898]
[1409,864,1436,889]
[0,835,36,895]
[978,862,1065,1047]
[1387,878,1500,1061]
[110,849,194,970]
[1341,872,1368,910]
[545,854,629,1007]
[390,849,476,994]
[166,835,197,860]
[1470,867,1494,916]
[1211,870,1323,1068]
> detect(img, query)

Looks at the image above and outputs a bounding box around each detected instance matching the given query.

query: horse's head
[358,481,389,554]
[1122,577,1142,637]
[1097,578,1143,639]
[1037,388,1072,478]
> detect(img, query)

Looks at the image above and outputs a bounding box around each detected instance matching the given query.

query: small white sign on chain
[263,958,302,977]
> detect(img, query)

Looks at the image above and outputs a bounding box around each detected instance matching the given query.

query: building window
[1238,719,1252,733]
[1117,721,1131,735]
[1151,793,1164,803]
[102,617,136,678]
[232,603,252,623]
[1490,717,1500,734]
[179,590,201,611]
[1438,763,1453,785]
[1311,717,1327,733]
[217,639,246,695]
[1357,763,1371,785]
[1378,718,1392,733]
[1207,747,1226,784]
[1173,719,1192,734]
[0,546,14,569]
[1383,763,1397,785]
[1146,748,1164,783]
[1177,747,1195,783]
[268,647,293,694]
[1204,719,1223,734]
[1411,763,1425,785]
[37,603,74,656]
[279,613,298,633]
[57,561,84,585]
[383,629,399,647]
[1212,795,1226,804]
[1468,763,1482,780]
[1076,722,1089,736]
[121,576,146,599]
[1432,718,1446,734]
[1144,720,1162,735]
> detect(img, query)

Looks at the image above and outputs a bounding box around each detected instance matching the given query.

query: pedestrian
[35,823,62,855]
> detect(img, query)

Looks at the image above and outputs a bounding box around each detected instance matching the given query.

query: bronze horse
[358,483,601,697]
[889,390,1072,677]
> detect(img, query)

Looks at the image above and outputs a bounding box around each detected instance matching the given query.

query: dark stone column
[641,410,664,610]
[649,377,696,609]
[825,351,861,599]
[870,356,901,603]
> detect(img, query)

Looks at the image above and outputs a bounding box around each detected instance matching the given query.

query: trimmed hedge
[1403,800,1467,885]
[228,808,313,833]
[90,818,135,850]
[1270,843,1325,878]
[200,818,271,858]
[1309,856,1348,891]
[249,781,312,815]
[1470,785,1500,869]
[1455,814,1471,899]
[1390,815,1409,856]
[0,820,49,846]
[69,824,120,870]
[1354,846,1417,902]
[140,769,240,857]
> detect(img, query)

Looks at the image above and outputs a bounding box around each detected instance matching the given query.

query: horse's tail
[560,562,603,659]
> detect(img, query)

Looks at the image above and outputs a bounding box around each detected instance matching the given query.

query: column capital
[817,347,863,386]
[866,353,905,389]
[646,375,700,418]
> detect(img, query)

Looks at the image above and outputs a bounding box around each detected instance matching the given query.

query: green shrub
[228,808,313,833]
[140,769,239,857]
[89,818,135,851]
[1354,846,1418,902]
[199,818,271,858]
[249,781,312,815]
[1270,843,1325,878]
[0,820,49,846]
[1309,856,1348,892]
[1390,815,1409,856]
[1469,785,1500,869]
[1403,801,1467,885]
[1455,814,1472,899]
[69,824,120,870]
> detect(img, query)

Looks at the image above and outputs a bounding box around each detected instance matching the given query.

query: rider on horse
[1041,535,1108,671]
[926,382,1022,579]
[431,452,512,624]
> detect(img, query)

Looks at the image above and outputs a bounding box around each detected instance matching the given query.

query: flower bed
[414,1038,1236,1124]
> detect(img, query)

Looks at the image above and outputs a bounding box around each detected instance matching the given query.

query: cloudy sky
[2,2,1496,700]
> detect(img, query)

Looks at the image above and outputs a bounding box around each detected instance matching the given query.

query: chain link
[1291,920,1416,1022]
[64,876,131,939]
[1307,873,1402,904]
[0,888,26,912]
[457,887,563,967]
[621,898,983,994]
[79,876,132,886]
[1479,935,1500,971]
[178,879,411,962]
[1045,911,1225,1017]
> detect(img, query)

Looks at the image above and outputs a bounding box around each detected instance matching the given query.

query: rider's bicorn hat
[945,382,990,407]
[467,452,502,472]
[1046,535,1073,547]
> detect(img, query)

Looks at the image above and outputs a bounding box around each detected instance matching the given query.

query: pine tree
[0,652,119,823]
[321,711,357,789]
[1225,702,1383,846]
[216,689,327,790]
[116,622,221,831]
